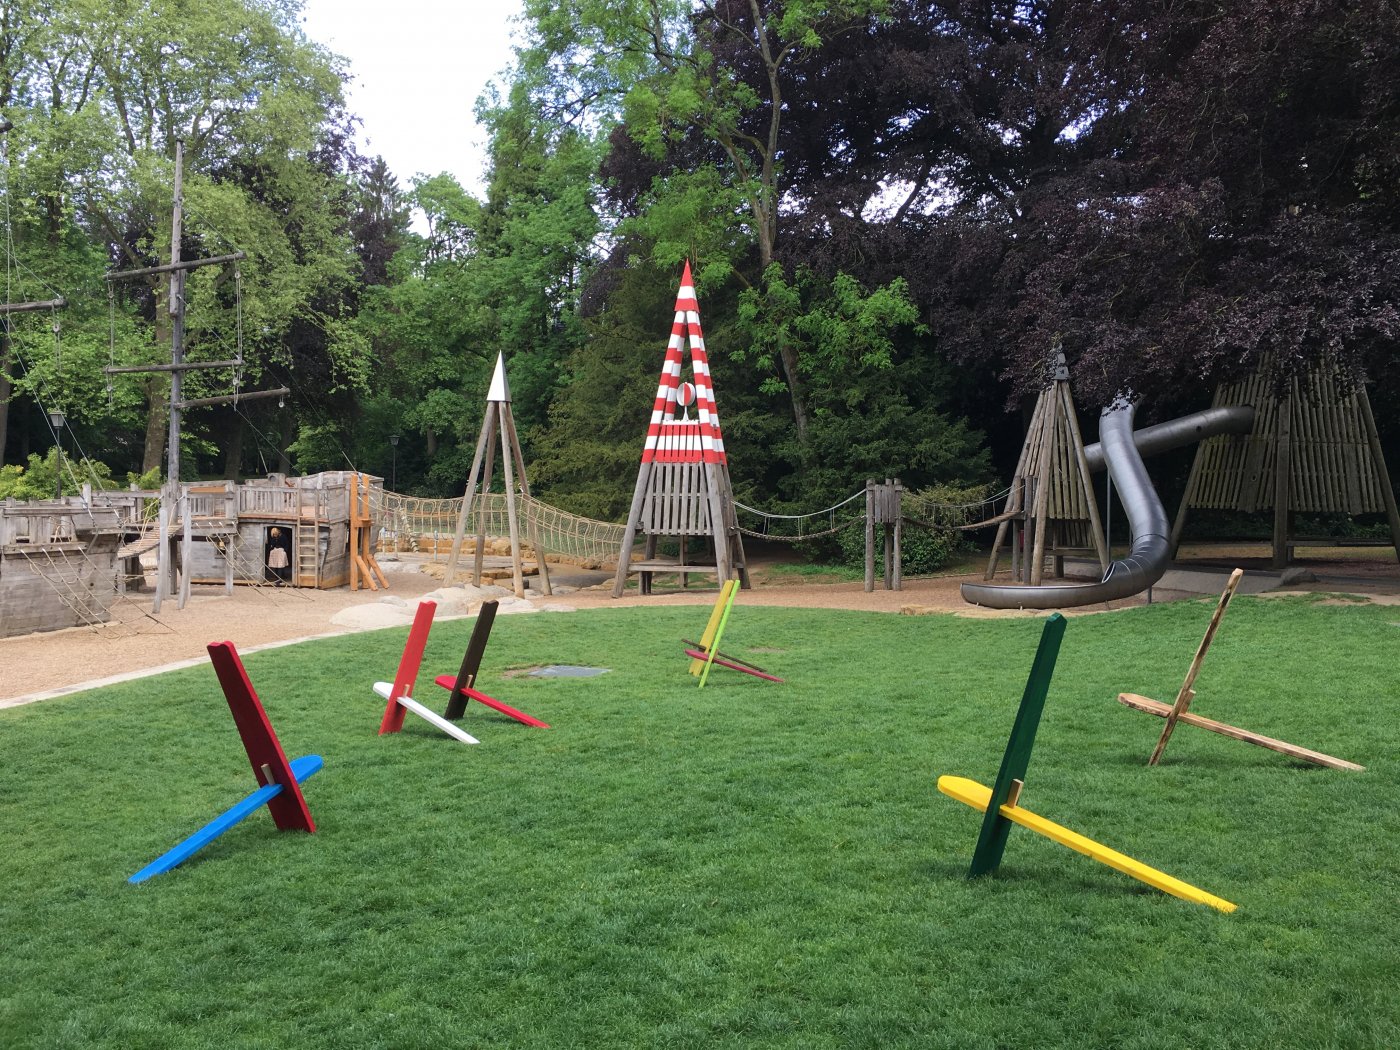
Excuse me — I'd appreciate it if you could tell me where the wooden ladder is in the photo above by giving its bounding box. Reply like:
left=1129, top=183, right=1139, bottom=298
left=294, top=525, right=319, bottom=587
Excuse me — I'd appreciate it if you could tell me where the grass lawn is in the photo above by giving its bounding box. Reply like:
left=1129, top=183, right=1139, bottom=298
left=1, top=596, right=1397, bottom=1048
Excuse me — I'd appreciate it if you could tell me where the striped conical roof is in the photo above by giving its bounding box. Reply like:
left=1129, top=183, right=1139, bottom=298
left=641, top=261, right=727, bottom=465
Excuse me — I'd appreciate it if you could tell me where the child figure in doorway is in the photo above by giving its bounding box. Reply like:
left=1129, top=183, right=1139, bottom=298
left=268, top=527, right=291, bottom=586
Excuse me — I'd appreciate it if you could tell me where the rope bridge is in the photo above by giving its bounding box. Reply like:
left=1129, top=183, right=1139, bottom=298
left=372, top=491, right=628, bottom=564
left=371, top=485, right=1005, bottom=563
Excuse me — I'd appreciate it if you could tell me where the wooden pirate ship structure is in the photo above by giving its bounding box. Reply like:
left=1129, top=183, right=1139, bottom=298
left=1169, top=367, right=1400, bottom=568
left=442, top=352, right=553, bottom=598
left=612, top=263, right=748, bottom=596
left=157, top=471, right=386, bottom=605
left=980, top=349, right=1109, bottom=585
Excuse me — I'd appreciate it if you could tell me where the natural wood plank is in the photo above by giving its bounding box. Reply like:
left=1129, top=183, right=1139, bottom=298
left=1120, top=693, right=1364, bottom=771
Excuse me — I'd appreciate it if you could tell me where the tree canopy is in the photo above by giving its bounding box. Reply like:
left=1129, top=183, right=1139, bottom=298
left=2, top=0, right=1396, bottom=519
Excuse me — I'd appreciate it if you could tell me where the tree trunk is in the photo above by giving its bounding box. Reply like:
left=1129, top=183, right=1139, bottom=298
left=222, top=413, right=245, bottom=479
left=141, top=375, right=169, bottom=475
left=0, top=335, right=10, bottom=466
left=277, top=409, right=294, bottom=474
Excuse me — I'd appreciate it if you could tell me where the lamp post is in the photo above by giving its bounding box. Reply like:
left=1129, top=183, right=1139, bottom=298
left=48, top=408, right=65, bottom=499
left=389, top=434, right=399, bottom=491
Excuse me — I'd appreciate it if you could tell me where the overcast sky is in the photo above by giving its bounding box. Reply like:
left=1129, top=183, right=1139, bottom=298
left=298, top=0, right=526, bottom=197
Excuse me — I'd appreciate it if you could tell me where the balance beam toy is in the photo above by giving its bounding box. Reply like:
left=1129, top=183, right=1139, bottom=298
left=129, top=641, right=320, bottom=883
left=939, top=614, right=1235, bottom=911
left=431, top=599, right=549, bottom=728
left=685, top=581, right=780, bottom=686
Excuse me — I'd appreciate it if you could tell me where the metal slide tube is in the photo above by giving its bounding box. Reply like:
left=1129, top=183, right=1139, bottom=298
left=1081, top=406, right=1254, bottom=473
left=961, top=401, right=1171, bottom=609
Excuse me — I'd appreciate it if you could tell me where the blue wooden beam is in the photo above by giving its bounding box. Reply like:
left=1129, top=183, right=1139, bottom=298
left=129, top=754, right=322, bottom=884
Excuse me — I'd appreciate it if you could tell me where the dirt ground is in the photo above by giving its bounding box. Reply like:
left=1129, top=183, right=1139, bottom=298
left=3, top=541, right=1396, bottom=708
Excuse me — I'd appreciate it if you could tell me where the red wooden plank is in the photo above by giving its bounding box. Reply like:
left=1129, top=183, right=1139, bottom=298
left=205, top=641, right=316, bottom=833
left=378, top=601, right=437, bottom=735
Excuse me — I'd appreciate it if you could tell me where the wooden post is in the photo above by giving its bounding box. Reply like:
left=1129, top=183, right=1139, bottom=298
left=882, top=478, right=894, bottom=590
left=497, top=401, right=525, bottom=598
left=1272, top=385, right=1293, bottom=569
left=864, top=479, right=876, bottom=592
left=503, top=402, right=551, bottom=595
left=892, top=477, right=903, bottom=590
left=473, top=403, right=499, bottom=587
left=444, top=409, right=494, bottom=585
left=1028, top=387, right=1057, bottom=586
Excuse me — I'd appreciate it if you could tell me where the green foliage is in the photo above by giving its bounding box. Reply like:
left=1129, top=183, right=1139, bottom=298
left=825, top=482, right=991, bottom=575
left=0, top=448, right=141, bottom=500
left=2, top=600, right=1398, bottom=1046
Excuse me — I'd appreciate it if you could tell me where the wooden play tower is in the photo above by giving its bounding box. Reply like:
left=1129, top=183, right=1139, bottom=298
left=1170, top=366, right=1400, bottom=567
left=444, top=353, right=552, bottom=598
left=612, top=262, right=748, bottom=596
left=981, top=349, right=1109, bottom=585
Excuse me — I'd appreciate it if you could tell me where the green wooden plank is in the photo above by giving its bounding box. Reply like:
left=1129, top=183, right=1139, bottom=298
left=968, top=612, right=1067, bottom=878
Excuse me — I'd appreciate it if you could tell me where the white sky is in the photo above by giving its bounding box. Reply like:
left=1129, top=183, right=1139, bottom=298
left=298, top=0, right=525, bottom=198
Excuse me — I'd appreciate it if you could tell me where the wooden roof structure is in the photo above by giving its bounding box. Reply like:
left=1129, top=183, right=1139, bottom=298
left=982, top=350, right=1109, bottom=585
left=1169, top=367, right=1400, bottom=567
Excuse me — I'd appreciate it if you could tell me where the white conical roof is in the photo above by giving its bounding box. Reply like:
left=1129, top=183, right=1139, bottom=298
left=486, top=352, right=512, bottom=402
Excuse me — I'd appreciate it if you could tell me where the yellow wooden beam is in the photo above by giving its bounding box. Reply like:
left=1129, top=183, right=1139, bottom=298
left=938, top=775, right=1236, bottom=913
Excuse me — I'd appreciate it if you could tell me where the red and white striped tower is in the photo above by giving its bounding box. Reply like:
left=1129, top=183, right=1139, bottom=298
left=613, top=262, right=748, bottom=596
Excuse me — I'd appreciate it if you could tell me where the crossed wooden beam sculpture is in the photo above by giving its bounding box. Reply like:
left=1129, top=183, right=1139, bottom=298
left=938, top=614, right=1236, bottom=912
left=130, top=642, right=321, bottom=883
left=1116, top=569, right=1363, bottom=772
left=374, top=600, right=549, bottom=747
left=683, top=579, right=784, bottom=686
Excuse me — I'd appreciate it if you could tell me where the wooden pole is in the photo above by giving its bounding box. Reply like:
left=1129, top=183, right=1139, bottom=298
left=892, top=477, right=903, bottom=590
left=497, top=402, right=525, bottom=598
left=1355, top=385, right=1400, bottom=564
left=1272, top=384, right=1294, bottom=569
left=473, top=404, right=499, bottom=587
left=1060, top=383, right=1110, bottom=573
left=503, top=402, right=551, bottom=595
left=864, top=479, right=875, bottom=592
left=611, top=460, right=653, bottom=597
left=445, top=410, right=494, bottom=584
left=1029, top=387, right=1058, bottom=586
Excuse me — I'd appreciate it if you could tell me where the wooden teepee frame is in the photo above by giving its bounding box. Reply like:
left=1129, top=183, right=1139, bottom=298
left=983, top=349, right=1109, bottom=585
left=444, top=353, right=552, bottom=598
left=612, top=262, right=748, bottom=597
left=1169, top=366, right=1400, bottom=568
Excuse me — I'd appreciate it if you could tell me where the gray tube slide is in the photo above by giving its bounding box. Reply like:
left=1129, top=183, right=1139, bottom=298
left=1081, top=406, right=1254, bottom=474
left=961, top=400, right=1170, bottom=610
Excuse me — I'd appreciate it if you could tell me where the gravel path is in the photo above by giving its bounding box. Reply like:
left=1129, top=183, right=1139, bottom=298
left=4, top=546, right=1392, bottom=707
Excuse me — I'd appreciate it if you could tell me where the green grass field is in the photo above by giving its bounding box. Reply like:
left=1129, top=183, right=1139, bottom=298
left=2, top=597, right=1397, bottom=1048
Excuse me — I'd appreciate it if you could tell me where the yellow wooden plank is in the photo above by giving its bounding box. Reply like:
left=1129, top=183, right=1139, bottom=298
left=937, top=775, right=1237, bottom=913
